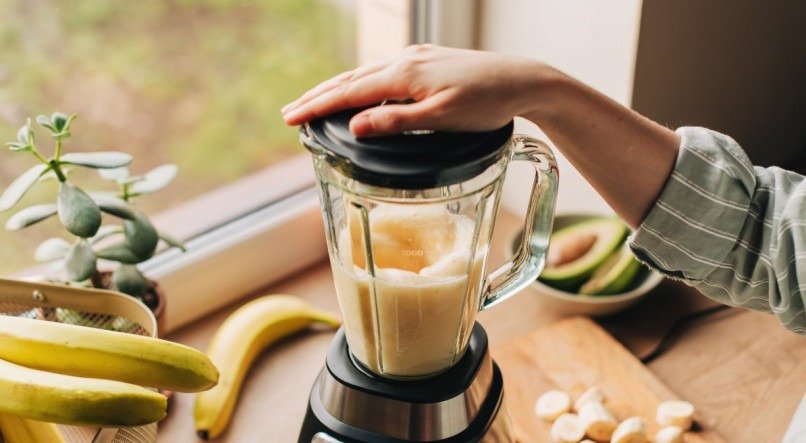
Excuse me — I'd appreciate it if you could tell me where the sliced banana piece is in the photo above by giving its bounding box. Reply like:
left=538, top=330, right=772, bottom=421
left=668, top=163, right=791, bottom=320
left=610, top=416, right=647, bottom=443
left=574, top=386, right=606, bottom=412
left=536, top=390, right=572, bottom=421
left=581, top=440, right=596, bottom=443
left=551, top=413, right=586, bottom=443
left=656, top=400, right=694, bottom=430
left=578, top=401, right=617, bottom=441
left=654, top=426, right=684, bottom=443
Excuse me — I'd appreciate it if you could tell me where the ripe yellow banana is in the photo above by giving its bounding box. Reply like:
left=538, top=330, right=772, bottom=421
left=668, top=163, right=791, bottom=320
left=0, top=315, right=219, bottom=392
left=0, top=357, right=166, bottom=427
left=0, top=412, right=65, bottom=443
left=193, top=295, right=340, bottom=440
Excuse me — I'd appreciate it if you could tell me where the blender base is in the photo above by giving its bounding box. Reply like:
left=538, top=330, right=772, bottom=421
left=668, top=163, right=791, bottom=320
left=298, top=324, right=514, bottom=443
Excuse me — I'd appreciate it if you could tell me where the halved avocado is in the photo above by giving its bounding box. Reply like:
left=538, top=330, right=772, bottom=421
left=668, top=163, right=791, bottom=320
left=539, top=218, right=627, bottom=290
left=579, top=242, right=642, bottom=295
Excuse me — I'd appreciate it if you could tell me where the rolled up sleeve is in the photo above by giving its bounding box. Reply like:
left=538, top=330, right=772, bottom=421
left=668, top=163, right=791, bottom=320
left=629, top=127, right=806, bottom=334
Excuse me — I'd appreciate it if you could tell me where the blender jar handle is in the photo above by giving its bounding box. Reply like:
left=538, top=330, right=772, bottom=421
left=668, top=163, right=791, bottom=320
left=480, top=135, right=559, bottom=310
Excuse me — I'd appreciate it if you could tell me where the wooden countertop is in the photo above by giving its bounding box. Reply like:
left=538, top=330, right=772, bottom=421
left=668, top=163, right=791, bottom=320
left=159, top=212, right=806, bottom=442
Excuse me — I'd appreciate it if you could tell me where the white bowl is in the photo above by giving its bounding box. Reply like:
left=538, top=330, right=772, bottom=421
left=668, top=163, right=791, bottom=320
left=507, top=213, right=664, bottom=317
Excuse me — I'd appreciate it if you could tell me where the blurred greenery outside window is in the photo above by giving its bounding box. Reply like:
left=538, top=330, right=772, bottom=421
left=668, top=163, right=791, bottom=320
left=0, top=0, right=357, bottom=275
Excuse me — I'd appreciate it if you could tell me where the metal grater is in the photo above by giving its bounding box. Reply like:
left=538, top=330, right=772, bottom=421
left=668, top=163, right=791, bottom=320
left=0, top=277, right=159, bottom=443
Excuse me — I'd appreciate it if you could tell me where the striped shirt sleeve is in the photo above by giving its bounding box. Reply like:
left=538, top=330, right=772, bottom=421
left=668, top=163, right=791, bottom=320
left=629, top=127, right=806, bottom=334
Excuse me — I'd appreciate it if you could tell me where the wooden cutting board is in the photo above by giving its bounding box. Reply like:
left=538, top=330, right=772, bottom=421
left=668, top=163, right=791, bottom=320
left=492, top=317, right=724, bottom=442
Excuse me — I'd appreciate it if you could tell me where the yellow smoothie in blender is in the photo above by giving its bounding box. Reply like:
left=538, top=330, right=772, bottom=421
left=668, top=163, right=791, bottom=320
left=332, top=204, right=486, bottom=378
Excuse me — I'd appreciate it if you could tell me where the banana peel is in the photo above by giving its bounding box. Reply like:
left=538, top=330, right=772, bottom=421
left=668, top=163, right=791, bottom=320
left=0, top=315, right=218, bottom=393
left=0, top=412, right=66, bottom=443
left=194, top=295, right=340, bottom=440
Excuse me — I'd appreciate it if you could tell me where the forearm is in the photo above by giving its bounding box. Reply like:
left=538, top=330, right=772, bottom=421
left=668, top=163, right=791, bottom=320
left=627, top=127, right=806, bottom=333
left=521, top=68, right=680, bottom=228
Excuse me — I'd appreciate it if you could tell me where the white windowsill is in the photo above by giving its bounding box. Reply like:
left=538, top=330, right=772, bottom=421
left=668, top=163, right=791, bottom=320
left=142, top=188, right=326, bottom=333
left=138, top=154, right=327, bottom=333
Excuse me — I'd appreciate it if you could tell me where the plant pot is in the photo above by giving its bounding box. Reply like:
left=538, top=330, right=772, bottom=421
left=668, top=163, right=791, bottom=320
left=94, top=271, right=167, bottom=337
left=26, top=271, right=167, bottom=336
left=142, top=277, right=166, bottom=337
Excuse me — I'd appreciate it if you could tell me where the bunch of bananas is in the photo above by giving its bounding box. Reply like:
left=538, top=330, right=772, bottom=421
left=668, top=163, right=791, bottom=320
left=194, top=295, right=341, bottom=440
left=0, top=294, right=340, bottom=442
left=0, top=314, right=219, bottom=442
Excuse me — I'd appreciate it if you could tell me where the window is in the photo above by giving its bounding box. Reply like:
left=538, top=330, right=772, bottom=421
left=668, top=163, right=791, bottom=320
left=0, top=0, right=452, bottom=332
left=0, top=0, right=357, bottom=276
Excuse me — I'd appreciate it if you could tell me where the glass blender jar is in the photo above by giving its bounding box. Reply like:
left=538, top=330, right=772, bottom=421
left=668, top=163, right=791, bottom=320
left=301, top=107, right=558, bottom=380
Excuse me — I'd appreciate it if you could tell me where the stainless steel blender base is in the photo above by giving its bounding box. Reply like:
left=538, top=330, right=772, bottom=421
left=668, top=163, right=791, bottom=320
left=299, top=324, right=513, bottom=442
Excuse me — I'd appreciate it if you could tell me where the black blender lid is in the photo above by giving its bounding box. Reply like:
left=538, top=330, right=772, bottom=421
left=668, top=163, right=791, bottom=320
left=303, top=106, right=514, bottom=189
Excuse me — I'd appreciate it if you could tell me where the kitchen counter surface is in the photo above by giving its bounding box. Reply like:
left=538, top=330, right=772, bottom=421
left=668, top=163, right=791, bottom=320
left=160, top=212, right=806, bottom=442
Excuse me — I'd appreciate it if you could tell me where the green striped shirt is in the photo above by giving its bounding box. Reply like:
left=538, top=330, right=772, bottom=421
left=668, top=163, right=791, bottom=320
left=630, top=127, right=805, bottom=334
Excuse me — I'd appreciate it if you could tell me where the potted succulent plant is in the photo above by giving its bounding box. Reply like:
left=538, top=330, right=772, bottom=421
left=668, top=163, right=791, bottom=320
left=1, top=113, right=184, bottom=329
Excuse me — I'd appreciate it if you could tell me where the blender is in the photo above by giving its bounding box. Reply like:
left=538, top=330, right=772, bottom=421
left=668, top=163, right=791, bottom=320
left=298, top=107, right=558, bottom=442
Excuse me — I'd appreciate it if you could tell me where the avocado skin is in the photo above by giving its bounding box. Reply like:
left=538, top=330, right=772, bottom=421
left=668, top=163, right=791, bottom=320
left=579, top=251, right=642, bottom=295
left=538, top=218, right=628, bottom=290
left=540, top=275, right=587, bottom=292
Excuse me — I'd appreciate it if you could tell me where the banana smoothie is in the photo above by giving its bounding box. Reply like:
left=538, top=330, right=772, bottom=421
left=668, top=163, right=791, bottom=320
left=332, top=204, right=486, bottom=378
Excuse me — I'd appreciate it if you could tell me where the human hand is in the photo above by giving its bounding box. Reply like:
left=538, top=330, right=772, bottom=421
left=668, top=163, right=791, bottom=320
left=282, top=44, right=560, bottom=136
left=283, top=44, right=681, bottom=229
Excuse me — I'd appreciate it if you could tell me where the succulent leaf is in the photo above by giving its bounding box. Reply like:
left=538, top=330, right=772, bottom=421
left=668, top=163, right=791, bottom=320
left=51, top=113, right=69, bottom=132
left=63, top=114, right=77, bottom=131
left=112, top=264, right=148, bottom=297
left=34, top=237, right=71, bottom=262
left=5, top=204, right=58, bottom=231
left=90, top=225, right=123, bottom=244
left=98, top=167, right=130, bottom=181
left=36, top=115, right=55, bottom=131
left=16, top=119, right=33, bottom=146
left=16, top=126, right=27, bottom=144
left=57, top=182, right=102, bottom=237
left=124, top=212, right=159, bottom=259
left=159, top=233, right=187, bottom=251
left=64, top=239, right=97, bottom=281
left=60, top=151, right=132, bottom=169
left=119, top=175, right=144, bottom=185
left=90, top=193, right=136, bottom=220
left=129, top=164, right=177, bottom=196
left=95, top=242, right=142, bottom=264
left=6, top=142, right=28, bottom=152
left=0, top=164, right=49, bottom=212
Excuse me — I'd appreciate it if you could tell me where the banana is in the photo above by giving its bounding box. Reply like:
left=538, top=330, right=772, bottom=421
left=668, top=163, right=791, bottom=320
left=0, top=412, right=65, bottom=443
left=535, top=390, right=572, bottom=422
left=573, top=386, right=605, bottom=412
left=194, top=295, right=340, bottom=440
left=0, top=315, right=219, bottom=392
left=550, top=413, right=585, bottom=443
left=610, top=417, right=647, bottom=443
left=578, top=401, right=616, bottom=441
left=0, top=357, right=166, bottom=427
left=654, top=426, right=684, bottom=443
left=656, top=400, right=694, bottom=430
